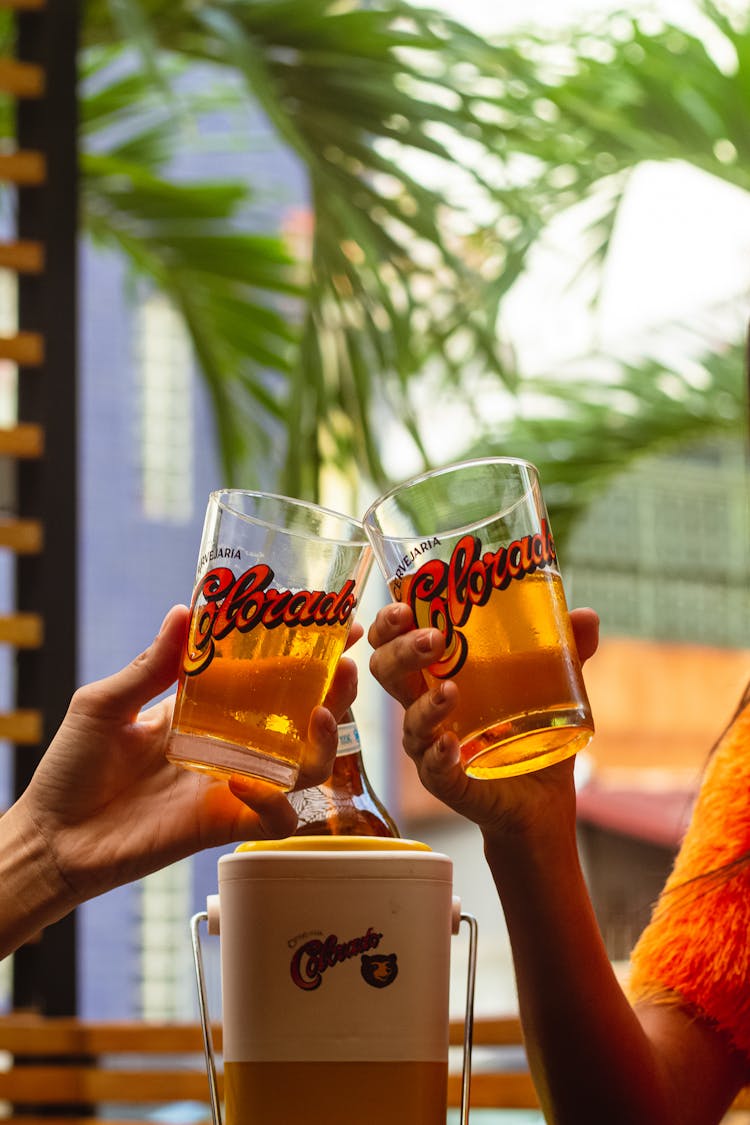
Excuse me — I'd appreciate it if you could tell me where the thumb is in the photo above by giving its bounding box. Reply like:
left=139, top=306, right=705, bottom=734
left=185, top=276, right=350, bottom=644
left=77, top=605, right=189, bottom=723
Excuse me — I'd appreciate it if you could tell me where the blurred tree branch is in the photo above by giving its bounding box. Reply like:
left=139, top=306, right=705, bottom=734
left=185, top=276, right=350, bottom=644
left=4, top=1, right=745, bottom=528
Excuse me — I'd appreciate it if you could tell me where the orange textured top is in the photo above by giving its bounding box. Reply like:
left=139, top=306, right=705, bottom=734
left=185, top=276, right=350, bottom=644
left=629, top=702, right=750, bottom=1063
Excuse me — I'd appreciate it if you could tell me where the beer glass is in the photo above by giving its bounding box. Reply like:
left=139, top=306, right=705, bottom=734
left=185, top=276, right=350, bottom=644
left=167, top=490, right=372, bottom=791
left=363, top=457, right=594, bottom=779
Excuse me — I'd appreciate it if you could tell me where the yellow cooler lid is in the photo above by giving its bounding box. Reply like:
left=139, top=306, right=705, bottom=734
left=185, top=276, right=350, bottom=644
left=236, top=836, right=431, bottom=854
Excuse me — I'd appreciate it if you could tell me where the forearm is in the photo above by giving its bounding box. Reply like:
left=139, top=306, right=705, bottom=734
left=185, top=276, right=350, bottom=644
left=0, top=797, right=76, bottom=960
left=484, top=822, right=676, bottom=1125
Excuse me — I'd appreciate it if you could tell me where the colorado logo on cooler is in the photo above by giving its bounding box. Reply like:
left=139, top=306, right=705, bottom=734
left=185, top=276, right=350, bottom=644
left=289, top=927, right=398, bottom=991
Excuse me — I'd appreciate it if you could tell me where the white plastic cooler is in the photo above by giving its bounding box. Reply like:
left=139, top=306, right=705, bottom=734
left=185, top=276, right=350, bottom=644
left=191, top=836, right=477, bottom=1125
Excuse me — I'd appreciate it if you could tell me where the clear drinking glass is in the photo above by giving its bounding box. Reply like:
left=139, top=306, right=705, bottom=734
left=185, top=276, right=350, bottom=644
left=167, top=490, right=372, bottom=790
left=364, top=457, right=594, bottom=779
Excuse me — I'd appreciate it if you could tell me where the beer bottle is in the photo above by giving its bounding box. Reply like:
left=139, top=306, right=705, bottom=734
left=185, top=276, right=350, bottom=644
left=290, top=708, right=400, bottom=837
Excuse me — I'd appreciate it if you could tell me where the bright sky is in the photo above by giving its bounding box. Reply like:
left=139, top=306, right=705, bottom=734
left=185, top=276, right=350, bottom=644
left=423, top=0, right=714, bottom=34
left=373, top=0, right=750, bottom=476
left=438, top=0, right=750, bottom=353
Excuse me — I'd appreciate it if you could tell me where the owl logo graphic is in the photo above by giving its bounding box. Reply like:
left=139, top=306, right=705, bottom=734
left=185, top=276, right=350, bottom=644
left=360, top=952, right=398, bottom=989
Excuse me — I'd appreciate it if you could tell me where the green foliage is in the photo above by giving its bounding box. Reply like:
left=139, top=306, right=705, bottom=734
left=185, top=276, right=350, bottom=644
left=80, top=47, right=299, bottom=482
left=458, top=1, right=750, bottom=540
left=81, top=0, right=537, bottom=493
left=63, top=2, right=750, bottom=513
left=463, top=336, right=747, bottom=544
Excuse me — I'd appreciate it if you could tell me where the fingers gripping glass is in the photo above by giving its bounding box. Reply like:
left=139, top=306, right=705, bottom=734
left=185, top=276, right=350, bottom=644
left=364, top=458, right=594, bottom=779
left=167, top=490, right=372, bottom=791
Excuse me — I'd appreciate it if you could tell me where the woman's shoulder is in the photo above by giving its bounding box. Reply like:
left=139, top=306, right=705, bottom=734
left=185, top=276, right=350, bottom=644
left=628, top=692, right=750, bottom=1064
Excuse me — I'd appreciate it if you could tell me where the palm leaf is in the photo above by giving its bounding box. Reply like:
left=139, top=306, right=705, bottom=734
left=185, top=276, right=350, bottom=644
left=462, top=329, right=747, bottom=547
left=81, top=48, right=301, bottom=485
left=82, top=0, right=554, bottom=493
left=79, top=0, right=750, bottom=506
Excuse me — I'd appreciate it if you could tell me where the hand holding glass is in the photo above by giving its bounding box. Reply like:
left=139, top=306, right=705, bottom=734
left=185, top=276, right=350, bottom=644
left=167, top=490, right=372, bottom=791
left=364, top=458, right=594, bottom=779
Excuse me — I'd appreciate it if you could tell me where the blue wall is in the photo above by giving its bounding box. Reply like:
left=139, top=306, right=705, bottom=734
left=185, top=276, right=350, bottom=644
left=76, top=92, right=309, bottom=1016
left=77, top=241, right=224, bottom=1017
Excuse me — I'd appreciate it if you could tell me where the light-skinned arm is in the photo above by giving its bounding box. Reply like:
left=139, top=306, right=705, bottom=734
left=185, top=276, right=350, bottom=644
left=368, top=603, right=747, bottom=1125
left=0, top=603, right=359, bottom=959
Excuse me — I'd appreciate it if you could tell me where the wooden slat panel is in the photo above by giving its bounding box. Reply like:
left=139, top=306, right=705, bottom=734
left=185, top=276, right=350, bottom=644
left=0, top=517, right=43, bottom=552
left=0, top=1018, right=222, bottom=1054
left=0, top=330, right=44, bottom=364
left=0, top=611, right=42, bottom=646
left=9, top=0, right=79, bottom=1013
left=449, top=1015, right=523, bottom=1046
left=0, top=1066, right=219, bottom=1104
left=0, top=1120, right=207, bottom=1125
left=0, top=422, right=43, bottom=456
left=0, top=1016, right=747, bottom=1117
left=0, top=1120, right=209, bottom=1125
left=0, top=238, right=44, bottom=273
left=450, top=1073, right=750, bottom=1113
left=448, top=1015, right=535, bottom=1109
left=0, top=708, right=42, bottom=743
left=0, top=1017, right=746, bottom=1120
left=0, top=150, right=46, bottom=184
left=448, top=1069, right=539, bottom=1109
left=0, top=59, right=45, bottom=98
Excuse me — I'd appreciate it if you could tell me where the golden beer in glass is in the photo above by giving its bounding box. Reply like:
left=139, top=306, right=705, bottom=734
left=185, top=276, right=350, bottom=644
left=167, top=491, right=372, bottom=790
left=364, top=457, right=593, bottom=778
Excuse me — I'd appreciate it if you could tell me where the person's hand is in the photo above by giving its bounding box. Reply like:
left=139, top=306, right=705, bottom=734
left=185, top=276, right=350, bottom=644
left=368, top=603, right=599, bottom=841
left=11, top=604, right=359, bottom=911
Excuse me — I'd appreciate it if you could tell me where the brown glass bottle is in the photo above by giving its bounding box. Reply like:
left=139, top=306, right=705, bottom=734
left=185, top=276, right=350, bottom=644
left=290, top=708, right=399, bottom=837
